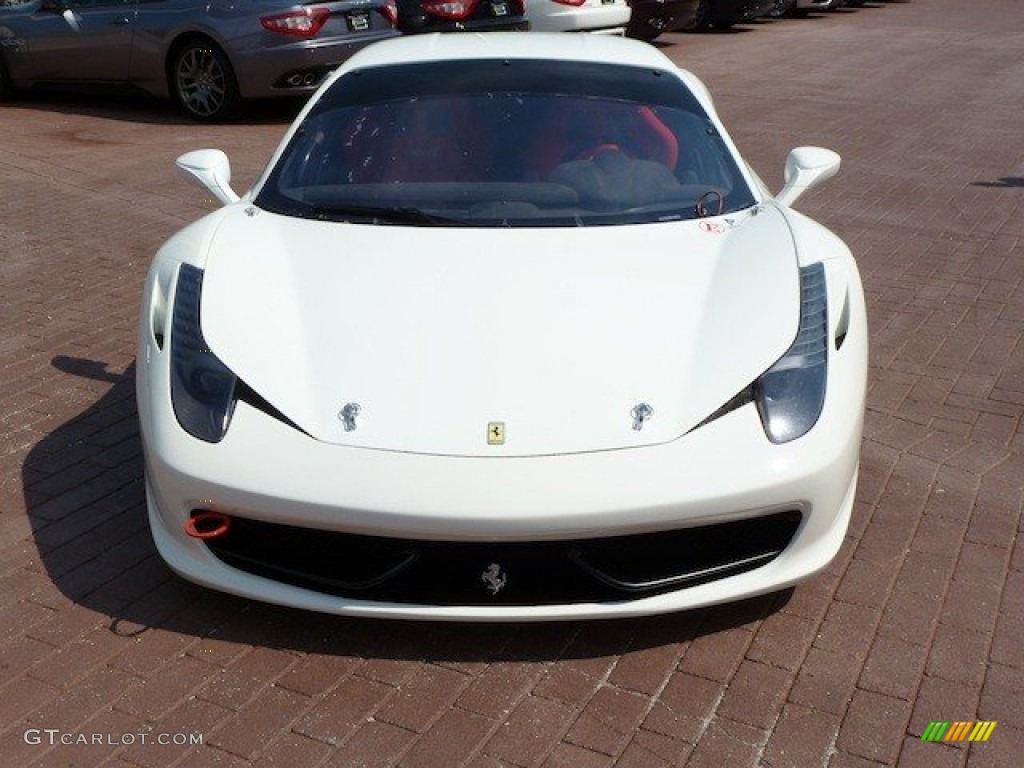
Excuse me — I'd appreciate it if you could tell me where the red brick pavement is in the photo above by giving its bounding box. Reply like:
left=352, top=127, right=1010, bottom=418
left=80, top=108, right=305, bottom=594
left=1, top=1, right=1022, bottom=766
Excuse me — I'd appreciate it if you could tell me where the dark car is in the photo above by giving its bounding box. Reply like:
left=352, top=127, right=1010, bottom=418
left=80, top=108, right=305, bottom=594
left=0, top=0, right=399, bottom=120
left=626, top=0, right=699, bottom=41
left=396, top=0, right=527, bottom=33
left=770, top=0, right=847, bottom=15
left=690, top=0, right=774, bottom=28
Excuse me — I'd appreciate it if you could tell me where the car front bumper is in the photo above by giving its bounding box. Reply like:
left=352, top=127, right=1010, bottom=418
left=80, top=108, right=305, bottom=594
left=138, top=290, right=866, bottom=620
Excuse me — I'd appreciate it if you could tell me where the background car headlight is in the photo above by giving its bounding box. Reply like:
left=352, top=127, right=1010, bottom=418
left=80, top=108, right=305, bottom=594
left=170, top=264, right=238, bottom=442
left=755, top=262, right=827, bottom=444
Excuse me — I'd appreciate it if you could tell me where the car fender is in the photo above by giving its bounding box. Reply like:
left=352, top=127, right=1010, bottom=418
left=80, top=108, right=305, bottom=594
left=130, top=15, right=240, bottom=98
left=772, top=203, right=867, bottom=368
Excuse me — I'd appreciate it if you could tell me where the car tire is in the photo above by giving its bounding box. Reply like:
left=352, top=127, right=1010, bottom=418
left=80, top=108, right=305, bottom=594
left=686, top=0, right=709, bottom=29
left=0, top=54, right=13, bottom=100
left=708, top=0, right=736, bottom=29
left=170, top=40, right=240, bottom=122
left=688, top=0, right=733, bottom=30
left=625, top=20, right=663, bottom=42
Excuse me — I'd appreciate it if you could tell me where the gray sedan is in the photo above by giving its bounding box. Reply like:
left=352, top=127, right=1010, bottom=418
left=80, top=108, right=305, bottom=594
left=0, top=0, right=399, bottom=120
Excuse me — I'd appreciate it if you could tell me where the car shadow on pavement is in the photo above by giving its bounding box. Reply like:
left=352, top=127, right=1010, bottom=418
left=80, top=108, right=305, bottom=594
left=23, top=356, right=794, bottom=664
left=5, top=89, right=301, bottom=127
left=972, top=176, right=1024, bottom=188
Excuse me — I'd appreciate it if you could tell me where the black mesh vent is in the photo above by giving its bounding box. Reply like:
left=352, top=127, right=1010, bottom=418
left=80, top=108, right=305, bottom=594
left=201, top=510, right=802, bottom=606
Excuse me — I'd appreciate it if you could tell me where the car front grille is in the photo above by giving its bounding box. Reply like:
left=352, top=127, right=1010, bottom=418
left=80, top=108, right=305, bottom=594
left=200, top=510, right=802, bottom=606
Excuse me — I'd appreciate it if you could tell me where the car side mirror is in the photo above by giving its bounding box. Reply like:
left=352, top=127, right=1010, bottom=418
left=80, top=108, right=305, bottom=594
left=776, top=147, right=840, bottom=207
left=175, top=149, right=241, bottom=206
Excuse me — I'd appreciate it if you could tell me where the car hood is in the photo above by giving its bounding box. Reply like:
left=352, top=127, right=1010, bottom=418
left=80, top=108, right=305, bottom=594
left=200, top=206, right=799, bottom=456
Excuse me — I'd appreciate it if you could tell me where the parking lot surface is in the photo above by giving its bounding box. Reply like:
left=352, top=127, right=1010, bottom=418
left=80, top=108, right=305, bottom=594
left=1, top=0, right=1022, bottom=766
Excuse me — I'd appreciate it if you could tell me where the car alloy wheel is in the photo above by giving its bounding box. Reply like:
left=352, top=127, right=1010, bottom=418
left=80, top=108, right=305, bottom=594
left=173, top=42, right=239, bottom=121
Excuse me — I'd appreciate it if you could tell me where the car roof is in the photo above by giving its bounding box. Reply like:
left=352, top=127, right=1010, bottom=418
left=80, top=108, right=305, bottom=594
left=334, top=31, right=681, bottom=77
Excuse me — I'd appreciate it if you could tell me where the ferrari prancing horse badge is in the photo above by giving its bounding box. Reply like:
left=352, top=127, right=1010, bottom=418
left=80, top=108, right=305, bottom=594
left=487, top=422, right=505, bottom=445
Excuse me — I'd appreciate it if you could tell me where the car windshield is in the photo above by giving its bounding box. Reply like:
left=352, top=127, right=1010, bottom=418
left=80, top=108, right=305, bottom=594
left=256, top=59, right=757, bottom=227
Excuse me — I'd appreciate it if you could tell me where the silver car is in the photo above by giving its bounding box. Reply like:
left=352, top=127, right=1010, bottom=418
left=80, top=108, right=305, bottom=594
left=0, top=0, right=399, bottom=120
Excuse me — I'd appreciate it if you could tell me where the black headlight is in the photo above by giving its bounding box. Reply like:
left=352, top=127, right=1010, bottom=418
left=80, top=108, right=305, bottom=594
left=754, top=262, right=828, bottom=443
left=170, top=264, right=238, bottom=442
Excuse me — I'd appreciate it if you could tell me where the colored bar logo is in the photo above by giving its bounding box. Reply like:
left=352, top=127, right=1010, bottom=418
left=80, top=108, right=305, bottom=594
left=921, top=721, right=997, bottom=742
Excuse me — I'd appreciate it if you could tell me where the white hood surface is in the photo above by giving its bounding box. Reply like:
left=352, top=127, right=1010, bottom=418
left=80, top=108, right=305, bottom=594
left=200, top=206, right=799, bottom=456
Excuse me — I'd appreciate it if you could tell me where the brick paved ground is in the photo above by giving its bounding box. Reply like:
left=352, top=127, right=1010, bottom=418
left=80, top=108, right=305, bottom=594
left=1, top=1, right=1022, bottom=766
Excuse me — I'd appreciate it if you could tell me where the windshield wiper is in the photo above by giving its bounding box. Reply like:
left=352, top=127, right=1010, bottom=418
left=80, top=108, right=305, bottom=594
left=308, top=204, right=464, bottom=226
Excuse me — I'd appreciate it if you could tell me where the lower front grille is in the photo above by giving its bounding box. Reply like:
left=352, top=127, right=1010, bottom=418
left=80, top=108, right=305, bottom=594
left=201, top=510, right=802, bottom=606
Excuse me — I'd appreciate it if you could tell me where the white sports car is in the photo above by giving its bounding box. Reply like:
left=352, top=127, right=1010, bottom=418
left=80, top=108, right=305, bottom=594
left=137, top=32, right=867, bottom=621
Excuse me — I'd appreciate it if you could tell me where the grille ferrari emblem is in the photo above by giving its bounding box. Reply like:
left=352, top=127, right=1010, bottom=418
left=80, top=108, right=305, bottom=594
left=487, top=421, right=505, bottom=445
left=481, top=563, right=508, bottom=595
left=631, top=403, right=654, bottom=431
left=339, top=402, right=361, bottom=432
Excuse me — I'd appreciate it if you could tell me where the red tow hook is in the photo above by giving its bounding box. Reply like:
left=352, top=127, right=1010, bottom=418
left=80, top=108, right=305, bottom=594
left=184, top=511, right=232, bottom=540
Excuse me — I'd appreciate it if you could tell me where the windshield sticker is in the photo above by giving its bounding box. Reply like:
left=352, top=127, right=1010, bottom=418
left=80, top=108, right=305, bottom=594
left=699, top=220, right=727, bottom=234
left=699, top=208, right=758, bottom=234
